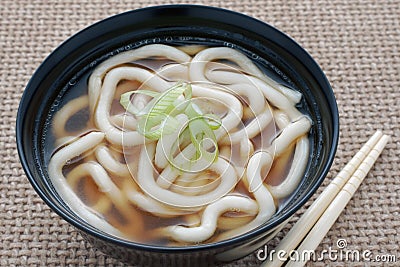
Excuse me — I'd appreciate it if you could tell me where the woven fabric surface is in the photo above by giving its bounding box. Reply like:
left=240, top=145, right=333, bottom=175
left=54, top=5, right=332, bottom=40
left=1, top=0, right=399, bottom=266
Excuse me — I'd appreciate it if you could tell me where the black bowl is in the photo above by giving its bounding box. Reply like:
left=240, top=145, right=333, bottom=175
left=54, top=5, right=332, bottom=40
left=16, top=5, right=339, bottom=267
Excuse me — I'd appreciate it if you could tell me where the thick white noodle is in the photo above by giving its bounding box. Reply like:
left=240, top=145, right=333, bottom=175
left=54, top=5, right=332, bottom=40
left=191, top=47, right=301, bottom=104
left=206, top=70, right=302, bottom=120
left=190, top=47, right=265, bottom=82
left=123, top=179, right=200, bottom=217
left=220, top=107, right=273, bottom=145
left=94, top=145, right=130, bottom=177
left=49, top=43, right=313, bottom=244
left=183, top=214, right=201, bottom=227
left=156, top=84, right=243, bottom=189
left=219, top=145, right=231, bottom=161
left=228, top=83, right=266, bottom=118
left=89, top=44, right=191, bottom=111
left=94, top=67, right=170, bottom=146
left=216, top=151, right=276, bottom=241
left=240, top=138, right=254, bottom=162
left=66, top=165, right=112, bottom=214
left=162, top=195, right=258, bottom=243
left=137, top=143, right=238, bottom=207
left=278, top=84, right=303, bottom=104
left=155, top=114, right=189, bottom=169
left=158, top=63, right=189, bottom=81
left=54, top=135, right=76, bottom=148
left=110, top=114, right=137, bottom=131
left=267, top=136, right=309, bottom=199
left=173, top=172, right=200, bottom=185
left=192, top=84, right=243, bottom=133
left=273, top=110, right=291, bottom=130
left=216, top=117, right=311, bottom=240
left=52, top=95, right=89, bottom=138
left=169, top=176, right=220, bottom=196
left=204, top=63, right=266, bottom=118
left=270, top=116, right=311, bottom=156
left=65, top=161, right=139, bottom=222
left=48, top=132, right=123, bottom=237
left=268, top=111, right=310, bottom=199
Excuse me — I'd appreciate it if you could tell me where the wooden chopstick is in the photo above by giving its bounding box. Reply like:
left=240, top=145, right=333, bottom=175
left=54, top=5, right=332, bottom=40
left=284, top=134, right=390, bottom=267
left=262, top=130, right=389, bottom=267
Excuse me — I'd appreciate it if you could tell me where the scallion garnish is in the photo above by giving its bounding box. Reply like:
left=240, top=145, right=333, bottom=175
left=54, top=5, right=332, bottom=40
left=120, top=82, right=222, bottom=168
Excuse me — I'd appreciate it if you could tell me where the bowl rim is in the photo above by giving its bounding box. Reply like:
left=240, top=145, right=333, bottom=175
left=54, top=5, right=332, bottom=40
left=16, top=4, right=339, bottom=253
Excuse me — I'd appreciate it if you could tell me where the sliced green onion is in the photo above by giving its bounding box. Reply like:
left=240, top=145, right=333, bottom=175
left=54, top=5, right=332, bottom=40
left=120, top=82, right=223, bottom=169
left=181, top=101, right=220, bottom=166
left=178, top=126, right=192, bottom=149
left=120, top=90, right=161, bottom=116
left=188, top=115, right=219, bottom=163
left=146, top=82, right=191, bottom=118
left=138, top=113, right=179, bottom=140
left=203, top=113, right=222, bottom=130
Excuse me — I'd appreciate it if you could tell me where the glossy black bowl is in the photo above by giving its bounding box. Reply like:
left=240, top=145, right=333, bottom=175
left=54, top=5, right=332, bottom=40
left=16, top=5, right=339, bottom=267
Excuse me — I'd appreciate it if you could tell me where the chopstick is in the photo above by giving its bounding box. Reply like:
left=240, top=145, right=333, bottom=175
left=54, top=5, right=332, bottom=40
left=262, top=130, right=390, bottom=267
left=285, top=133, right=390, bottom=267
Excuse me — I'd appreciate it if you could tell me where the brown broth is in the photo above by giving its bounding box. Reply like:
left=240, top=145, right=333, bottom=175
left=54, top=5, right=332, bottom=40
left=46, top=44, right=308, bottom=246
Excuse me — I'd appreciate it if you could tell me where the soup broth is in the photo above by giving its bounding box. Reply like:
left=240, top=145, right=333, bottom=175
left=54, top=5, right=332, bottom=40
left=45, top=41, right=311, bottom=246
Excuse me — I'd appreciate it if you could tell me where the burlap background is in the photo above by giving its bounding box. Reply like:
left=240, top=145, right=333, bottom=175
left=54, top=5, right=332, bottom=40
left=1, top=0, right=399, bottom=266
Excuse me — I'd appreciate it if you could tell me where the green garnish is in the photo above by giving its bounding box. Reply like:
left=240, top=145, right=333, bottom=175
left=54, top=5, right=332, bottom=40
left=120, top=82, right=222, bottom=167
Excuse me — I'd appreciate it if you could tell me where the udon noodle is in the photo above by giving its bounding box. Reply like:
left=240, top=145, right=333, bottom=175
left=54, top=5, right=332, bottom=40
left=47, top=43, right=311, bottom=245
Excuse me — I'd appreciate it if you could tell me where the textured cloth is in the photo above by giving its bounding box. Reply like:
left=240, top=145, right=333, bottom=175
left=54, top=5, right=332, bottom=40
left=1, top=0, right=399, bottom=266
